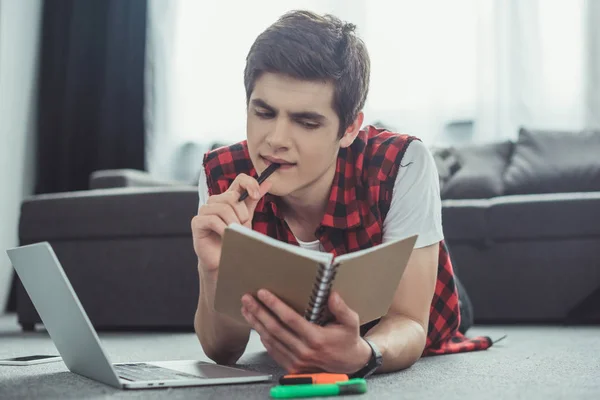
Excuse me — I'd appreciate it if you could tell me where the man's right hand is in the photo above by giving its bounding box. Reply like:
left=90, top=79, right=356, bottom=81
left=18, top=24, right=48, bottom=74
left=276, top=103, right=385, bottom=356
left=191, top=173, right=272, bottom=274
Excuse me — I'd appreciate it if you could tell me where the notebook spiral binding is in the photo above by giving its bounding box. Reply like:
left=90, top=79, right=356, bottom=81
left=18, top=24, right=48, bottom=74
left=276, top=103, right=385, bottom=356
left=304, top=262, right=339, bottom=325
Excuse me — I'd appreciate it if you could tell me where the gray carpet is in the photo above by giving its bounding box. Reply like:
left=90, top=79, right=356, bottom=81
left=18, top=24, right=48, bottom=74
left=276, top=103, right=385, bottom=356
left=1, top=314, right=599, bottom=400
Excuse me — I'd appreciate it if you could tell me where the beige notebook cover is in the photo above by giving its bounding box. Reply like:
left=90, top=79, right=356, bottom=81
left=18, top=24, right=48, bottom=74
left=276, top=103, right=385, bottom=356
left=214, top=223, right=417, bottom=326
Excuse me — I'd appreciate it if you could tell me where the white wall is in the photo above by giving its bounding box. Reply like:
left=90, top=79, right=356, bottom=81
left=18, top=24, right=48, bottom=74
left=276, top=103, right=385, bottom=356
left=0, top=0, right=42, bottom=312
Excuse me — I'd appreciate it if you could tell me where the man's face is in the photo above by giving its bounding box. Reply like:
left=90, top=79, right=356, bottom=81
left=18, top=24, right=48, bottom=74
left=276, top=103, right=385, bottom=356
left=246, top=72, right=344, bottom=197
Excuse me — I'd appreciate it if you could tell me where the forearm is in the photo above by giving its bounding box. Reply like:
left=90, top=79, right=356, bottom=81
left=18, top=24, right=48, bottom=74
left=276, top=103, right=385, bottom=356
left=364, top=314, right=427, bottom=373
left=195, top=264, right=251, bottom=365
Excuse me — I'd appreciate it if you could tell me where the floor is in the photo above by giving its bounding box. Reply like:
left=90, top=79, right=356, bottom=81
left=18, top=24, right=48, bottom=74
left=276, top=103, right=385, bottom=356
left=1, top=314, right=599, bottom=399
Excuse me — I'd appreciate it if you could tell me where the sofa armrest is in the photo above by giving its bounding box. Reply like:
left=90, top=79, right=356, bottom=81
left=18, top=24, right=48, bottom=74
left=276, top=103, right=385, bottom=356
left=19, top=187, right=199, bottom=242
left=89, top=169, right=189, bottom=189
left=442, top=198, right=491, bottom=242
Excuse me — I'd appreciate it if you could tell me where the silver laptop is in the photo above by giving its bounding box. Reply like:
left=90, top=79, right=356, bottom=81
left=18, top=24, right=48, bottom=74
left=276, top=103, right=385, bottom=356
left=6, top=242, right=272, bottom=389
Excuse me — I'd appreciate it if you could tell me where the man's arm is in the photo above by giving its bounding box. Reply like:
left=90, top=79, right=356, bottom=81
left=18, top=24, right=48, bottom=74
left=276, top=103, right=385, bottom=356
left=363, top=242, right=438, bottom=372
left=193, top=169, right=265, bottom=365
left=363, top=140, right=442, bottom=372
left=194, top=266, right=252, bottom=365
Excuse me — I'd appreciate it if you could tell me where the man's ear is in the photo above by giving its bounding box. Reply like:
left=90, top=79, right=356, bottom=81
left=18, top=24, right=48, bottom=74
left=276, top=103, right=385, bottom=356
left=340, top=112, right=364, bottom=148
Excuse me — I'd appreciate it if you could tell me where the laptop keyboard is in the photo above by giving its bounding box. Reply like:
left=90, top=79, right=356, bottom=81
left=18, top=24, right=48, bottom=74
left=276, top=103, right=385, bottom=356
left=114, top=363, right=200, bottom=382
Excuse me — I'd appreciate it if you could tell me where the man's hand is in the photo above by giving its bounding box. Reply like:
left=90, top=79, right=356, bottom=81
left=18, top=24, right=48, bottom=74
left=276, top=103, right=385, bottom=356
left=241, top=289, right=372, bottom=374
left=191, top=174, right=271, bottom=273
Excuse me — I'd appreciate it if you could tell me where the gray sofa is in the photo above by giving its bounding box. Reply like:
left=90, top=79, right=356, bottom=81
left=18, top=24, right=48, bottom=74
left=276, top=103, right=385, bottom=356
left=437, top=128, right=600, bottom=323
left=15, top=128, right=600, bottom=330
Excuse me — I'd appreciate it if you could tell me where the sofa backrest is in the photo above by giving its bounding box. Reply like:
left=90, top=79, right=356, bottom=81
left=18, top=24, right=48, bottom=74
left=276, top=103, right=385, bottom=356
left=437, top=128, right=600, bottom=199
left=503, top=128, right=600, bottom=195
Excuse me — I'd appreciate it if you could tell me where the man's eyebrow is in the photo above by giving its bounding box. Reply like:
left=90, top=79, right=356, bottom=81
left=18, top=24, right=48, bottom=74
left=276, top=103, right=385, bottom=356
left=250, top=99, right=276, bottom=112
left=288, top=111, right=326, bottom=122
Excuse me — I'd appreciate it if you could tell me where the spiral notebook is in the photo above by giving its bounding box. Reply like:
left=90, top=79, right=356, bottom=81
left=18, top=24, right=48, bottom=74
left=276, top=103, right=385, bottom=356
left=214, top=223, right=418, bottom=326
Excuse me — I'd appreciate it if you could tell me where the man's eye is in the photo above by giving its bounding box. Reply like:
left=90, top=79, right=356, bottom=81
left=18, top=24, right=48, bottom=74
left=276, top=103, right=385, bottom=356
left=298, top=121, right=319, bottom=130
left=254, top=110, right=274, bottom=119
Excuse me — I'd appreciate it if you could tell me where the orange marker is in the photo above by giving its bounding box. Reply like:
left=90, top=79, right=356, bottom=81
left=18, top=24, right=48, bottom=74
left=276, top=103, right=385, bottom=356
left=279, top=373, right=349, bottom=385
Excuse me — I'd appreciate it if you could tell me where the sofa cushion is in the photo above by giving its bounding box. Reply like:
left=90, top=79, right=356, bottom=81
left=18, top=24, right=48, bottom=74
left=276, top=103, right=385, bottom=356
left=503, top=128, right=600, bottom=195
left=487, top=192, right=600, bottom=240
left=440, top=141, right=513, bottom=199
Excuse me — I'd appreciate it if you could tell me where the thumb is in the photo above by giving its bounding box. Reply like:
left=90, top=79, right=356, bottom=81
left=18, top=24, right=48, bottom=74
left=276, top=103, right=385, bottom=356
left=328, top=291, right=359, bottom=327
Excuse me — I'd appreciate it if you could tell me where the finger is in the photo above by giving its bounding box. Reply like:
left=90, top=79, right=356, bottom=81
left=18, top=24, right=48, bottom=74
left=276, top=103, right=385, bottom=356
left=255, top=289, right=319, bottom=339
left=242, top=291, right=309, bottom=355
left=242, top=307, right=302, bottom=373
left=228, top=173, right=261, bottom=200
left=214, top=191, right=251, bottom=224
left=258, top=179, right=272, bottom=196
left=246, top=181, right=273, bottom=217
left=327, top=291, right=359, bottom=328
left=199, top=203, right=242, bottom=226
left=191, top=214, right=227, bottom=237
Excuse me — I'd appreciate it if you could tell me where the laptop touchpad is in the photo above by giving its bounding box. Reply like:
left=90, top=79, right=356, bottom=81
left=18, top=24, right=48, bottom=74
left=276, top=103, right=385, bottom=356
left=150, top=360, right=265, bottom=379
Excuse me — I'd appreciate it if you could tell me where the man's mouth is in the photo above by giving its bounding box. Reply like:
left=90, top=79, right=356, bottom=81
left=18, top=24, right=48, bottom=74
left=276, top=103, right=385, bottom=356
left=261, top=155, right=296, bottom=169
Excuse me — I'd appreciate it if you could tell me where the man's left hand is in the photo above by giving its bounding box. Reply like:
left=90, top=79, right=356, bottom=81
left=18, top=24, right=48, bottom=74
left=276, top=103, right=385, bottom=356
left=241, top=289, right=372, bottom=374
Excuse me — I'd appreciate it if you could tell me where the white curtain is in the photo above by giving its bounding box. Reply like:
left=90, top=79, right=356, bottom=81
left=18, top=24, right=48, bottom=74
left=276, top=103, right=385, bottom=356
left=473, top=0, right=598, bottom=143
left=360, top=0, right=479, bottom=144
left=146, top=0, right=599, bottom=179
left=146, top=0, right=342, bottom=179
left=0, top=0, right=42, bottom=311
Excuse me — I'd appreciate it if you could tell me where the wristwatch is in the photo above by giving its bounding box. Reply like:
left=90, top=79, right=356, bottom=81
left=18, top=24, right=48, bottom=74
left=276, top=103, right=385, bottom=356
left=350, top=338, right=383, bottom=379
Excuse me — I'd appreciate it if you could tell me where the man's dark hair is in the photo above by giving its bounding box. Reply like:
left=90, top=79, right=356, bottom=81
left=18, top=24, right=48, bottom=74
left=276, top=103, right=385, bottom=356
left=244, top=10, right=370, bottom=137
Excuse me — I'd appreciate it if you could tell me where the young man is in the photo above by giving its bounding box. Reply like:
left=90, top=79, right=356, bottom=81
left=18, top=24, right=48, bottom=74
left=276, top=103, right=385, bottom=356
left=191, top=10, right=491, bottom=376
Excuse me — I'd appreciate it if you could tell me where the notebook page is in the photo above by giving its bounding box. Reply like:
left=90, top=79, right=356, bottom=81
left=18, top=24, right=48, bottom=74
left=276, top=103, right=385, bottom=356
left=214, top=224, right=334, bottom=324
left=330, top=234, right=418, bottom=325
left=333, top=233, right=418, bottom=264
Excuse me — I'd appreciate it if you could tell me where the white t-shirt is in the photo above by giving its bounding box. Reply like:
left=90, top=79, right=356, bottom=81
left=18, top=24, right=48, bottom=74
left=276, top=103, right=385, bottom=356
left=197, top=140, right=443, bottom=251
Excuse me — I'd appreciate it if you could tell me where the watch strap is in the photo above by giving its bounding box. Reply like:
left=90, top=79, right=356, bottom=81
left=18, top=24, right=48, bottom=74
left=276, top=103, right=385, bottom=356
left=350, top=338, right=382, bottom=379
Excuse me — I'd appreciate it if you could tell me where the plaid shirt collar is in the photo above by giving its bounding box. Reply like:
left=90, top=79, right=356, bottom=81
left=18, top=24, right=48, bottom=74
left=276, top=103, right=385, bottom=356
left=257, top=145, right=362, bottom=230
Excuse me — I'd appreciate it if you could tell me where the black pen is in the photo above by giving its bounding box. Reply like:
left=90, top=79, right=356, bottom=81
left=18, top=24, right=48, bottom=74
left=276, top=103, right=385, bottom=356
left=238, top=163, right=280, bottom=202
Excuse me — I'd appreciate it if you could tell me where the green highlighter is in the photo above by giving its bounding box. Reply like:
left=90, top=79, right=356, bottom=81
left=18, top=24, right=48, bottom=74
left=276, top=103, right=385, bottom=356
left=270, top=378, right=367, bottom=398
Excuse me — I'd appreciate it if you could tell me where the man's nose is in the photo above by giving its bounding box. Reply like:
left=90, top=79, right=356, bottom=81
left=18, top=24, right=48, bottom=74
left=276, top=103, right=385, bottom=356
left=266, top=118, right=291, bottom=149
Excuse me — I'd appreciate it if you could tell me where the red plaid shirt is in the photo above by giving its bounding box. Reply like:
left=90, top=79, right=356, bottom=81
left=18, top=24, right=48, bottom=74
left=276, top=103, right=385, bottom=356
left=203, top=125, right=492, bottom=356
